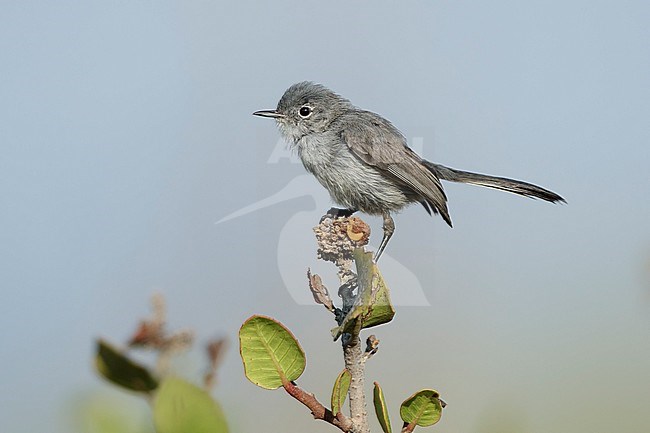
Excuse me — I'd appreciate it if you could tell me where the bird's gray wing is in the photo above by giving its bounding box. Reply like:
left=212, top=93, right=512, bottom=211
left=338, top=111, right=452, bottom=225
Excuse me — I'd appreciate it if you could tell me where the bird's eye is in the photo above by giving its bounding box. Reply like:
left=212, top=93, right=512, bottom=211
left=299, top=106, right=312, bottom=117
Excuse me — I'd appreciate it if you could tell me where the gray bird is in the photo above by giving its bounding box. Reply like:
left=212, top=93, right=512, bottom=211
left=254, top=81, right=564, bottom=260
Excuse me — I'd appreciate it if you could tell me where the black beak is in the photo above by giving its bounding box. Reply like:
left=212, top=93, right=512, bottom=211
left=253, top=110, right=285, bottom=119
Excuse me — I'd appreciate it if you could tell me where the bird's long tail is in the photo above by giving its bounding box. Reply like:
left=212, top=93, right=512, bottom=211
left=423, top=161, right=565, bottom=203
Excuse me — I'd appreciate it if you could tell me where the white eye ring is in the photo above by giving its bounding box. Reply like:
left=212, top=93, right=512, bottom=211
left=299, top=105, right=313, bottom=118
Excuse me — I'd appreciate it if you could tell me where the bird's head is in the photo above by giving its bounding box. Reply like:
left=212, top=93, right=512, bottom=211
left=253, top=81, right=352, bottom=144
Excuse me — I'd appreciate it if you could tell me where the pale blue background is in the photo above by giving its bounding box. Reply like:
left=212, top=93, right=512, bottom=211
left=2, top=1, right=649, bottom=432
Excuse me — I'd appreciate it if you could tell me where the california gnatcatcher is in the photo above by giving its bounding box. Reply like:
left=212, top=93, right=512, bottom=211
left=254, top=81, right=564, bottom=259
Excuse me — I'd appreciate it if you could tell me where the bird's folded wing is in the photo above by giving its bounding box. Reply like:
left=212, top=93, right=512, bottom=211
left=339, top=111, right=451, bottom=224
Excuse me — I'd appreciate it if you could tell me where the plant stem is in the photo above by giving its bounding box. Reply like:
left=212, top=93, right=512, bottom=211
left=283, top=381, right=353, bottom=432
left=344, top=333, right=370, bottom=433
left=313, top=214, right=373, bottom=433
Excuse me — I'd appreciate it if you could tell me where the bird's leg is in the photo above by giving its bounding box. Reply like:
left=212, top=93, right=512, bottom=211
left=374, top=212, right=395, bottom=261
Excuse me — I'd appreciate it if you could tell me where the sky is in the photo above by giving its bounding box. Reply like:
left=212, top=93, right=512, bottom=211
left=1, top=1, right=649, bottom=432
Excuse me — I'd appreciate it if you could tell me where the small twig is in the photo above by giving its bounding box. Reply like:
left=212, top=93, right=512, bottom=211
left=401, top=421, right=417, bottom=433
left=283, top=381, right=353, bottom=432
left=126, top=293, right=194, bottom=374
left=204, top=337, right=227, bottom=390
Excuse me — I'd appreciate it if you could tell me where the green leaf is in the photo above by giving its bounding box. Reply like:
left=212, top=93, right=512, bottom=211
left=332, top=249, right=395, bottom=339
left=153, top=377, right=228, bottom=433
left=239, top=315, right=306, bottom=390
left=373, top=382, right=392, bottom=433
left=94, top=339, right=158, bottom=393
left=400, top=389, right=444, bottom=427
left=72, top=392, right=155, bottom=433
left=331, top=368, right=351, bottom=415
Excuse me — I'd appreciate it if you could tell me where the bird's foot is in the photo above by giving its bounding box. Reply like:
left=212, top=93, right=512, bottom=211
left=320, top=207, right=357, bottom=223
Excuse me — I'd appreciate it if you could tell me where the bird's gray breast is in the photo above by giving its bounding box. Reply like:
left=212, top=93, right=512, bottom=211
left=297, top=133, right=412, bottom=214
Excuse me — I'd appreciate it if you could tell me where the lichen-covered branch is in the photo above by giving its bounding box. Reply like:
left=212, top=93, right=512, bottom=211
left=313, top=211, right=372, bottom=433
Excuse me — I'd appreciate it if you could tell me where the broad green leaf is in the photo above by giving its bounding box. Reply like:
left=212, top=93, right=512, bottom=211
left=153, top=377, right=228, bottom=433
left=332, top=249, right=395, bottom=339
left=373, top=382, right=392, bottom=433
left=331, top=368, right=351, bottom=415
left=400, top=389, right=443, bottom=427
left=71, top=392, right=153, bottom=433
left=95, top=339, right=158, bottom=393
left=239, top=315, right=306, bottom=389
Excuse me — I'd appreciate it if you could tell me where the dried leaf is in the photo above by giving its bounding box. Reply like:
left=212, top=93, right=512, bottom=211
left=308, top=269, right=334, bottom=311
